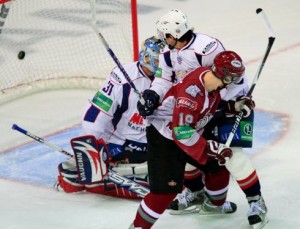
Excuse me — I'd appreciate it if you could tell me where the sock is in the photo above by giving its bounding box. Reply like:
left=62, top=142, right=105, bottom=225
left=133, top=192, right=176, bottom=229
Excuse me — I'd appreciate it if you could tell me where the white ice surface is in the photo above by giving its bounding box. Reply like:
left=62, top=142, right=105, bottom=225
left=1, top=0, right=300, bottom=228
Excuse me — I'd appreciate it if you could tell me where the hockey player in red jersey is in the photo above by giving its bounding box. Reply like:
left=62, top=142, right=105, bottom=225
left=130, top=51, right=247, bottom=229
left=54, top=36, right=164, bottom=199
left=137, top=9, right=268, bottom=229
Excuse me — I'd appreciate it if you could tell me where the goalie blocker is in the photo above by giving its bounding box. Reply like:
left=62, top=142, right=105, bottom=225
left=71, top=135, right=109, bottom=184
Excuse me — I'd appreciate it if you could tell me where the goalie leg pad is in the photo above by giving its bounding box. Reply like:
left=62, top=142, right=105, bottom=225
left=85, top=163, right=149, bottom=199
left=71, top=135, right=109, bottom=184
left=56, top=175, right=85, bottom=193
left=111, top=162, right=148, bottom=177
left=58, top=158, right=78, bottom=178
left=85, top=179, right=141, bottom=199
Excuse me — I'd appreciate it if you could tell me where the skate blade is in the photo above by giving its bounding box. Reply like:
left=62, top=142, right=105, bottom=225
left=169, top=206, right=200, bottom=215
left=252, top=216, right=269, bottom=229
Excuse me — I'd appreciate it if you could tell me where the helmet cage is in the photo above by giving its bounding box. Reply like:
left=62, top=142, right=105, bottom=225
left=139, top=37, right=164, bottom=75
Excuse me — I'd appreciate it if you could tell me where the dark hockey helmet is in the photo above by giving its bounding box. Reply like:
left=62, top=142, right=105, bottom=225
left=212, top=51, right=245, bottom=84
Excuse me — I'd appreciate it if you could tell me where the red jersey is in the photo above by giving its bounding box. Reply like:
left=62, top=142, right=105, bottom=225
left=148, top=67, right=222, bottom=164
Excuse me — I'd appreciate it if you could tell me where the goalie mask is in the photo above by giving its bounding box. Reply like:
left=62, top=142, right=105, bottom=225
left=212, top=51, right=245, bottom=85
left=139, top=36, right=164, bottom=75
left=156, top=9, right=193, bottom=42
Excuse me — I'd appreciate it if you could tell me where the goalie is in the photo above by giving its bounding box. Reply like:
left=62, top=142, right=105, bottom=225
left=54, top=36, right=164, bottom=199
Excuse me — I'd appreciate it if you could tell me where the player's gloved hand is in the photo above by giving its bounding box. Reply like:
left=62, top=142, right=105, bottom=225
left=206, top=140, right=232, bottom=165
left=226, top=96, right=255, bottom=117
left=137, top=89, right=160, bottom=117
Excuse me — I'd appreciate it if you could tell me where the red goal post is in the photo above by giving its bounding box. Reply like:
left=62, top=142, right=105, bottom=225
left=0, top=0, right=139, bottom=104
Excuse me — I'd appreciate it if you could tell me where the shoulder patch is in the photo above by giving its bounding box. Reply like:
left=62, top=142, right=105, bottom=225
left=185, top=85, right=203, bottom=97
left=155, top=67, right=162, bottom=78
left=92, top=91, right=113, bottom=112
left=202, top=41, right=217, bottom=54
left=110, top=71, right=122, bottom=83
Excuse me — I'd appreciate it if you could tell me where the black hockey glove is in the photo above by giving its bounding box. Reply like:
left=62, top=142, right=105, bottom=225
left=137, top=89, right=160, bottom=117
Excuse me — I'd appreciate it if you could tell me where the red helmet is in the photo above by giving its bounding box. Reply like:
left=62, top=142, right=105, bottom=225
left=212, top=51, right=245, bottom=84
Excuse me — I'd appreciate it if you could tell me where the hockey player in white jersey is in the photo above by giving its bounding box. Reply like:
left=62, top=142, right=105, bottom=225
left=55, top=36, right=164, bottom=199
left=137, top=9, right=267, bottom=229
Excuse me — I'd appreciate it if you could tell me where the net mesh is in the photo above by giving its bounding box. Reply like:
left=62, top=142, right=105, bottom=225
left=0, top=0, right=136, bottom=104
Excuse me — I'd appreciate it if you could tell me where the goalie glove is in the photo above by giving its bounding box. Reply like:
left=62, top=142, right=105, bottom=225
left=71, top=136, right=110, bottom=184
left=206, top=140, right=232, bottom=165
left=226, top=96, right=255, bottom=118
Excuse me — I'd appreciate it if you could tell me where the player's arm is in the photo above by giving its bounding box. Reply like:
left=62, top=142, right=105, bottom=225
left=220, top=74, right=255, bottom=118
left=150, top=50, right=174, bottom=99
left=82, top=69, right=123, bottom=139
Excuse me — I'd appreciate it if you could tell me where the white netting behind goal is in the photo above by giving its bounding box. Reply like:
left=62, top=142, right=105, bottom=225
left=0, top=0, right=138, bottom=104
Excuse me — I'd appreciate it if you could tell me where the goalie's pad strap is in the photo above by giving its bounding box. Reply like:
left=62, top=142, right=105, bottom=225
left=71, top=135, right=108, bottom=184
left=111, top=162, right=148, bottom=176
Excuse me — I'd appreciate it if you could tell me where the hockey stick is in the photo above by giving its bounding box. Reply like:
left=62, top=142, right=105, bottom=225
left=225, top=8, right=276, bottom=147
left=11, top=124, right=150, bottom=198
left=89, top=0, right=145, bottom=105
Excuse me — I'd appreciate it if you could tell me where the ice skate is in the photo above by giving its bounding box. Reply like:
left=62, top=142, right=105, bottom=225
left=169, top=188, right=205, bottom=215
left=248, top=196, right=268, bottom=229
left=199, top=198, right=237, bottom=216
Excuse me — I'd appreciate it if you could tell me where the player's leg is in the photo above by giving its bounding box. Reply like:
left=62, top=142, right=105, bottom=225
left=219, top=111, right=268, bottom=227
left=198, top=159, right=237, bottom=215
left=55, top=158, right=85, bottom=192
left=169, top=164, right=205, bottom=215
left=226, top=147, right=268, bottom=228
left=130, top=125, right=185, bottom=229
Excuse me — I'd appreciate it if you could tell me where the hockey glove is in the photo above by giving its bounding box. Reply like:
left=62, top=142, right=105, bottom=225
left=137, top=89, right=160, bottom=117
left=226, top=96, right=255, bottom=118
left=206, top=140, right=232, bottom=165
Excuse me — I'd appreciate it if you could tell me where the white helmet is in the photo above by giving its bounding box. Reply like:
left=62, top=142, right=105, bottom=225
left=156, top=9, right=192, bottom=41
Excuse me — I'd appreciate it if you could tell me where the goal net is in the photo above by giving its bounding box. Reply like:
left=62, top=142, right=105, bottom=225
left=0, top=0, right=138, bottom=104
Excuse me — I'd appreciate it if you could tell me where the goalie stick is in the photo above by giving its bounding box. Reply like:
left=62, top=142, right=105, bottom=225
left=11, top=124, right=150, bottom=198
left=225, top=8, right=276, bottom=147
left=89, top=0, right=145, bottom=106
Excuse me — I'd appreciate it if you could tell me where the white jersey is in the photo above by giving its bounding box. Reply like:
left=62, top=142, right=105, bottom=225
left=151, top=32, right=249, bottom=101
left=82, top=62, right=151, bottom=145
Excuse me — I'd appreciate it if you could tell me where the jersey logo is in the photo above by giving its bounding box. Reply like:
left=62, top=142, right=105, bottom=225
left=128, top=112, right=146, bottom=132
left=195, top=113, right=213, bottom=130
left=176, top=97, right=197, bottom=111
left=129, top=112, right=144, bottom=125
left=154, top=67, right=162, bottom=78
left=92, top=91, right=113, bottom=112
left=185, top=85, right=202, bottom=97
left=177, top=56, right=183, bottom=64
left=111, top=72, right=122, bottom=83
left=202, top=41, right=217, bottom=54
left=174, top=125, right=196, bottom=140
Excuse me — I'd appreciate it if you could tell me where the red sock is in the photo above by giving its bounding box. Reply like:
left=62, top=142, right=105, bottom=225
left=133, top=192, right=176, bottom=229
